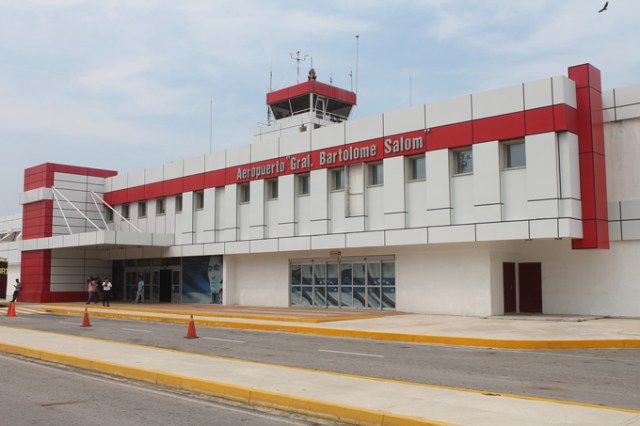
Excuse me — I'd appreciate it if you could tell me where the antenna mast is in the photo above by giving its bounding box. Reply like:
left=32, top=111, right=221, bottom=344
left=290, top=50, right=309, bottom=83
left=355, top=35, right=360, bottom=95
left=267, top=68, right=273, bottom=125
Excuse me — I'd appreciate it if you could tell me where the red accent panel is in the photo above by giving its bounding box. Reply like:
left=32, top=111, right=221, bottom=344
left=163, top=178, right=185, bottom=196
left=19, top=250, right=52, bottom=303
left=267, top=81, right=356, bottom=106
left=204, top=170, right=226, bottom=188
left=145, top=181, right=164, bottom=199
left=104, top=189, right=127, bottom=205
left=22, top=200, right=53, bottom=239
left=427, top=121, right=473, bottom=151
left=594, top=154, right=608, bottom=219
left=553, top=104, right=578, bottom=133
left=473, top=112, right=525, bottom=143
left=127, top=186, right=145, bottom=202
left=569, top=64, right=608, bottom=250
left=575, top=88, right=594, bottom=153
left=24, top=163, right=117, bottom=192
left=183, top=174, right=205, bottom=193
left=578, top=153, right=596, bottom=220
left=525, top=107, right=554, bottom=135
left=590, top=90, right=605, bottom=155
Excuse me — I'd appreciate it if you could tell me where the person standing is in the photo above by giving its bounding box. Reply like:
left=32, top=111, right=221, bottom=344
left=86, top=278, right=98, bottom=304
left=101, top=277, right=112, bottom=307
left=135, top=276, right=144, bottom=303
left=11, top=278, right=21, bottom=302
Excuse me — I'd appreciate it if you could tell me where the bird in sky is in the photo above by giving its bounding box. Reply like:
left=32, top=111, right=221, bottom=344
left=598, top=1, right=609, bottom=13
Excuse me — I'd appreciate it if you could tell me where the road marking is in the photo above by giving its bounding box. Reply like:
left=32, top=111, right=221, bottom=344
left=318, top=349, right=384, bottom=358
left=202, top=337, right=245, bottom=343
left=121, top=328, right=152, bottom=333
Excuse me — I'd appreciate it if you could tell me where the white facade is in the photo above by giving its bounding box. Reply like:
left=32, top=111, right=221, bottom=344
left=3, top=64, right=640, bottom=316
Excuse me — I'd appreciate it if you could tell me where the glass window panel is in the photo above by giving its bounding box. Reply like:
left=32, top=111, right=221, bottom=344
left=382, top=287, right=396, bottom=309
left=301, top=286, right=313, bottom=306
left=172, top=270, right=180, bottom=285
left=353, top=287, right=366, bottom=308
left=367, top=263, right=381, bottom=286
left=331, top=168, right=345, bottom=191
left=291, top=287, right=302, bottom=306
left=340, top=286, right=353, bottom=308
left=340, top=263, right=353, bottom=286
left=506, top=142, right=526, bottom=168
left=409, top=156, right=426, bottom=180
left=367, top=287, right=381, bottom=309
left=455, top=148, right=473, bottom=174
left=382, top=262, right=396, bottom=286
left=353, top=263, right=366, bottom=286
left=314, top=264, right=326, bottom=286
left=368, top=162, right=384, bottom=186
left=267, top=179, right=278, bottom=200
left=301, top=264, right=313, bottom=285
left=327, top=287, right=339, bottom=307
left=327, top=263, right=338, bottom=286
left=314, top=287, right=326, bottom=307
left=291, top=265, right=301, bottom=285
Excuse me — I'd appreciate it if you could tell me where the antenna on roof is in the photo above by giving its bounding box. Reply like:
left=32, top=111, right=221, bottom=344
left=290, top=50, right=309, bottom=83
left=355, top=35, right=360, bottom=95
left=267, top=68, right=273, bottom=125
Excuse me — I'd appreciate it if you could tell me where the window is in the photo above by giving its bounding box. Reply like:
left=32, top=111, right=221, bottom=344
left=175, top=194, right=183, bottom=212
left=331, top=167, right=345, bottom=191
left=122, top=204, right=130, bottom=219
left=238, top=183, right=250, bottom=203
left=503, top=139, right=526, bottom=169
left=297, top=174, right=310, bottom=195
left=194, top=191, right=204, bottom=210
left=266, top=179, right=278, bottom=200
left=453, top=147, right=473, bottom=175
left=105, top=206, right=113, bottom=222
left=138, top=201, right=147, bottom=218
left=368, top=162, right=384, bottom=186
left=156, top=198, right=165, bottom=215
left=407, top=155, right=426, bottom=181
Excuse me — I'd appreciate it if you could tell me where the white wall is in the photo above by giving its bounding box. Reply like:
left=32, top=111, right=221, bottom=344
left=521, top=239, right=640, bottom=316
left=228, top=252, right=290, bottom=307
left=395, top=244, right=493, bottom=316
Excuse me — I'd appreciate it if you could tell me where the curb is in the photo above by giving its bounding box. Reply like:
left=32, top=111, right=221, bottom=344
left=40, top=307, right=640, bottom=350
left=0, top=341, right=452, bottom=426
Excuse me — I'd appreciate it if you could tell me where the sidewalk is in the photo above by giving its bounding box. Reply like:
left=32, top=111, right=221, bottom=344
left=29, top=302, right=640, bottom=349
left=1, top=303, right=639, bottom=425
left=1, top=326, right=639, bottom=426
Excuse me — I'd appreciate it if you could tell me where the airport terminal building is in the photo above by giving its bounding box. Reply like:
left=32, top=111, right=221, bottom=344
left=2, top=63, right=640, bottom=317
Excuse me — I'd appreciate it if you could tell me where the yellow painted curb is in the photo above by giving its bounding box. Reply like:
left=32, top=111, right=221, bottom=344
left=41, top=304, right=383, bottom=323
left=0, top=341, right=451, bottom=426
left=37, top=307, right=640, bottom=350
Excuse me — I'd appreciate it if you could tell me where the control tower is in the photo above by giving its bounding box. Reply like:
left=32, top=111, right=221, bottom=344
left=259, top=68, right=357, bottom=139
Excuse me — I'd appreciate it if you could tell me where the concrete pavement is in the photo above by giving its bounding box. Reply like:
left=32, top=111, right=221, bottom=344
left=24, top=302, right=640, bottom=349
left=1, top=303, right=639, bottom=425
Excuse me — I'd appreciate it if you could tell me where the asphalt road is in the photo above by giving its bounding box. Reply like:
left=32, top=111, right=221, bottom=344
left=2, top=313, right=639, bottom=410
left=0, top=353, right=345, bottom=426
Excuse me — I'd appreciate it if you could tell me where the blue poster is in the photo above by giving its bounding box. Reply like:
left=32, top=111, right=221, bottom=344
left=182, top=255, right=223, bottom=304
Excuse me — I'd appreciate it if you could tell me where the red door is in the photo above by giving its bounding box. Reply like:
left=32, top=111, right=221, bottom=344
left=503, top=262, right=516, bottom=313
left=518, top=263, right=542, bottom=313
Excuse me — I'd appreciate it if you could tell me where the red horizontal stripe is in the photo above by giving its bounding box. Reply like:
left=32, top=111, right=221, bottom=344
left=104, top=104, right=575, bottom=206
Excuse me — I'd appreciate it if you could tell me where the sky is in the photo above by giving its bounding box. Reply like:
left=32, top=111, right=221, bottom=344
left=1, top=0, right=639, bottom=217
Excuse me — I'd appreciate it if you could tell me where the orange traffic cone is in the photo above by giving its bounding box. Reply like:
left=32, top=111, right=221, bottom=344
left=185, top=315, right=198, bottom=339
left=7, top=301, right=16, bottom=317
left=81, top=308, right=92, bottom=327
